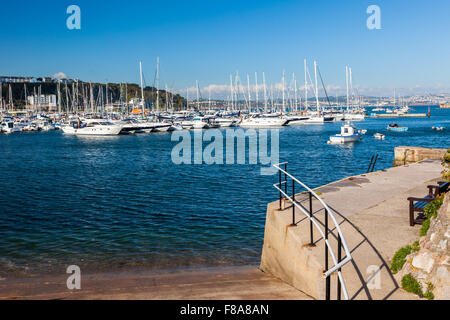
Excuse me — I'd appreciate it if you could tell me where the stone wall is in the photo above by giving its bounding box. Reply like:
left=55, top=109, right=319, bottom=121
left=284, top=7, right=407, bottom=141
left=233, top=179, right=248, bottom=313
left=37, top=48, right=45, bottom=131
left=398, top=193, right=450, bottom=299
left=394, top=147, right=448, bottom=167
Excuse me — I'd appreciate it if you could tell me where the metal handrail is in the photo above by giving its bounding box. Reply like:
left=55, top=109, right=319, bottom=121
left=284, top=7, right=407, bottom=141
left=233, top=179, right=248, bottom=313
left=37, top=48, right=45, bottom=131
left=273, top=163, right=353, bottom=300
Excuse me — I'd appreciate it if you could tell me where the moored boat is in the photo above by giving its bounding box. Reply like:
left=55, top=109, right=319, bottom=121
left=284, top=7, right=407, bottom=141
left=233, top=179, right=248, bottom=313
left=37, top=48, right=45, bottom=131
left=387, top=123, right=408, bottom=132
left=328, top=122, right=363, bottom=144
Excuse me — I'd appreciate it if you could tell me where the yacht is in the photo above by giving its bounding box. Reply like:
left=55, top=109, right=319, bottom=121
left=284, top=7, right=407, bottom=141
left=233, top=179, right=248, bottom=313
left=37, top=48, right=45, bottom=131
left=215, top=117, right=237, bottom=128
left=285, top=115, right=309, bottom=126
left=304, top=116, right=334, bottom=124
left=192, top=117, right=210, bottom=129
left=62, top=119, right=123, bottom=136
left=1, top=120, right=21, bottom=134
left=239, top=115, right=288, bottom=128
left=343, top=113, right=365, bottom=121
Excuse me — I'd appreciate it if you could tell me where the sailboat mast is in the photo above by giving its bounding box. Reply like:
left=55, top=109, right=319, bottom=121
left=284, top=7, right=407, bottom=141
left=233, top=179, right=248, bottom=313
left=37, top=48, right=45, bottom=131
left=57, top=81, right=61, bottom=114
left=24, top=83, right=27, bottom=110
left=282, top=70, right=285, bottom=113
left=156, top=56, right=160, bottom=112
left=263, top=72, right=267, bottom=113
left=196, top=80, right=200, bottom=111
left=229, top=74, right=234, bottom=110
left=247, top=74, right=251, bottom=111
left=139, top=61, right=145, bottom=115
left=255, top=72, right=259, bottom=109
left=0, top=83, right=3, bottom=111
left=90, top=82, right=94, bottom=113
left=165, top=84, right=169, bottom=112
left=314, top=61, right=320, bottom=113
left=208, top=86, right=211, bottom=110
left=304, top=59, right=308, bottom=111
left=294, top=75, right=298, bottom=111
left=349, top=67, right=353, bottom=111
left=346, top=66, right=349, bottom=112
left=9, top=84, right=13, bottom=111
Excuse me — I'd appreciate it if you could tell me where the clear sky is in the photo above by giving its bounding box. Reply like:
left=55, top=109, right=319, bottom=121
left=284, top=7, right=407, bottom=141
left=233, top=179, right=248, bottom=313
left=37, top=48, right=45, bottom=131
left=1, top=0, right=449, bottom=97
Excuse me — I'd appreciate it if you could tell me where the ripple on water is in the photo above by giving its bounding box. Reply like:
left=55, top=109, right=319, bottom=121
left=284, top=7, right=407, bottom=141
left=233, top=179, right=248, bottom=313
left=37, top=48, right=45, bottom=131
left=0, top=107, right=449, bottom=276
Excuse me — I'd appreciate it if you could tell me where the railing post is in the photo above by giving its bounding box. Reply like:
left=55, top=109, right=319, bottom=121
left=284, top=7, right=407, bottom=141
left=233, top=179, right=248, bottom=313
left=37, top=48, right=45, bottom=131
left=279, top=168, right=282, bottom=210
left=291, top=178, right=296, bottom=226
left=325, top=209, right=330, bottom=301
left=337, top=234, right=342, bottom=301
left=284, top=163, right=287, bottom=197
left=367, top=155, right=374, bottom=173
left=309, top=192, right=314, bottom=246
left=371, top=154, right=379, bottom=172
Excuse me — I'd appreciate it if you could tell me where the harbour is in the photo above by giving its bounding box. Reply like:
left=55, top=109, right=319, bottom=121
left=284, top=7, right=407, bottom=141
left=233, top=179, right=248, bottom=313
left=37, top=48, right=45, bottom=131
left=0, top=106, right=448, bottom=279
left=1, top=0, right=450, bottom=305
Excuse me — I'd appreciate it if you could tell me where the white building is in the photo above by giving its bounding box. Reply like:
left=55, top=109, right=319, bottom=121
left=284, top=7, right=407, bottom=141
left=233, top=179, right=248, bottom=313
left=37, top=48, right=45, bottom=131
left=27, top=94, right=57, bottom=109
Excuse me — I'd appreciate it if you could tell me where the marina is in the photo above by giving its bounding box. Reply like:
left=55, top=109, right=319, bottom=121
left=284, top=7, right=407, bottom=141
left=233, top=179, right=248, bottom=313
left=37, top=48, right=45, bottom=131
left=0, top=106, right=448, bottom=278
left=1, top=0, right=450, bottom=304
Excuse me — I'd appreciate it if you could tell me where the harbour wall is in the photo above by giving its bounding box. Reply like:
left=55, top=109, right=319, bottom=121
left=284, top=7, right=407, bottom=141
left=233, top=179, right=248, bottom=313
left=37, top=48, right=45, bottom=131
left=394, top=146, right=448, bottom=167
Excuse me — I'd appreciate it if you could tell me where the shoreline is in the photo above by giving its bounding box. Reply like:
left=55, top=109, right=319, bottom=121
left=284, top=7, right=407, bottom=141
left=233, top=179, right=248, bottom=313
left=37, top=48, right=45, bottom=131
left=0, top=264, right=313, bottom=300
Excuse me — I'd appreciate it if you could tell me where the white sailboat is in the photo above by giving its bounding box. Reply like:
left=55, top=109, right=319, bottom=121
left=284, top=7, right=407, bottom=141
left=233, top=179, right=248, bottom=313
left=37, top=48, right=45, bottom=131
left=239, top=115, right=288, bottom=128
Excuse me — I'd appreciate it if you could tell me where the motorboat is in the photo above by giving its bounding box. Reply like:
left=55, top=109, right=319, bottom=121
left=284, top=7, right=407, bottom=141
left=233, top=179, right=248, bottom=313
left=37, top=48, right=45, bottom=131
left=387, top=123, right=408, bottom=132
left=432, top=125, right=445, bottom=131
left=343, top=113, right=365, bottom=121
left=62, top=119, right=123, bottom=136
left=239, top=115, right=288, bottom=128
left=192, top=117, right=210, bottom=129
left=1, top=120, right=21, bottom=134
left=215, top=117, right=237, bottom=128
left=328, top=122, right=363, bottom=144
left=374, top=133, right=385, bottom=140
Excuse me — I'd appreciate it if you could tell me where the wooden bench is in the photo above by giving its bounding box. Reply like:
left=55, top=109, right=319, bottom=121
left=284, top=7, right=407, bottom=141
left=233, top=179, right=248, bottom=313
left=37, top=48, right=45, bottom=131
left=407, top=181, right=449, bottom=226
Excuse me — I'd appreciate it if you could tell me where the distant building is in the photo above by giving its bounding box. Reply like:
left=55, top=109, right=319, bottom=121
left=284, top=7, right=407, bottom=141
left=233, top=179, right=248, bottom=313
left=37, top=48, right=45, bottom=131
left=0, top=76, right=34, bottom=83
left=27, top=94, right=57, bottom=110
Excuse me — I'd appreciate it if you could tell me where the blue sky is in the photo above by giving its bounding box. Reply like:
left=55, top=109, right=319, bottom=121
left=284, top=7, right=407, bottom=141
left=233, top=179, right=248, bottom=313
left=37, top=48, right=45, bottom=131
left=1, top=0, right=449, bottom=97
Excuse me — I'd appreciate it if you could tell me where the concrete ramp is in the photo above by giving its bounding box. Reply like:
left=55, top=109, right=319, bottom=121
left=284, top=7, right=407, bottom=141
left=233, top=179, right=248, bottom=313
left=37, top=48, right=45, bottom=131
left=260, top=160, right=443, bottom=300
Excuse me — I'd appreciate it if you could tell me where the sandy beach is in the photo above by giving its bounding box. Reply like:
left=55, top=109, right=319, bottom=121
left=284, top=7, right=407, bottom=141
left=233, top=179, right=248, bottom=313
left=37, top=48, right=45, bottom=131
left=0, top=266, right=313, bottom=300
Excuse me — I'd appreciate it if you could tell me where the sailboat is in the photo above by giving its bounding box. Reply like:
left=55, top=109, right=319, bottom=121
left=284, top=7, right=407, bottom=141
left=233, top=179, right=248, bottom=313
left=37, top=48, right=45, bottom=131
left=304, top=61, right=333, bottom=124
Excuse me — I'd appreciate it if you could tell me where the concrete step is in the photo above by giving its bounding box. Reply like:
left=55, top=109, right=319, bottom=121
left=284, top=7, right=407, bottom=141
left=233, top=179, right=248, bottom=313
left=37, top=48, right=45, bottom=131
left=261, top=160, right=443, bottom=300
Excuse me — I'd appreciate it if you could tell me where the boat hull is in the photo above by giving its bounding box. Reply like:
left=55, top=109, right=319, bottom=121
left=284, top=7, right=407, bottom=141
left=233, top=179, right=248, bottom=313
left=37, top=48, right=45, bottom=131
left=328, top=134, right=362, bottom=144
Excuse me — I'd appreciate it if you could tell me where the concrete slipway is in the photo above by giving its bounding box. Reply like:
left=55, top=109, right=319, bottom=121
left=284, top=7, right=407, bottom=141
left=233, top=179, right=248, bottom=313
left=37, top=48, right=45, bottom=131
left=261, top=159, right=444, bottom=300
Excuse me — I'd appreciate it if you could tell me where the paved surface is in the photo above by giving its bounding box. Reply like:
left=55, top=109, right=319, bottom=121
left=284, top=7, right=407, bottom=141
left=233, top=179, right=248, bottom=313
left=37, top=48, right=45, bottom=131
left=273, top=159, right=444, bottom=300
left=0, top=266, right=313, bottom=300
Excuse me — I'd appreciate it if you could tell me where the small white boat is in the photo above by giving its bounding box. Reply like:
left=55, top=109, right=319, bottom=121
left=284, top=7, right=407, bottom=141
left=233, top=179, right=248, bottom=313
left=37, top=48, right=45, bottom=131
left=153, top=122, right=174, bottom=132
left=328, top=123, right=363, bottom=144
left=180, top=120, right=194, bottom=130
left=215, top=118, right=237, bottom=128
left=374, top=133, right=385, bottom=140
left=239, top=115, right=288, bottom=128
left=1, top=119, right=21, bottom=134
left=192, top=117, right=210, bottom=129
left=343, top=113, right=365, bottom=121
left=62, top=119, right=123, bottom=136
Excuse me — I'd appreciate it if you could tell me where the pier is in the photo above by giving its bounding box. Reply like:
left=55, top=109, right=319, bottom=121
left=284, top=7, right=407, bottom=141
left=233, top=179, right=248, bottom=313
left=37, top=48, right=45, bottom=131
left=261, top=159, right=445, bottom=300
left=367, top=113, right=428, bottom=118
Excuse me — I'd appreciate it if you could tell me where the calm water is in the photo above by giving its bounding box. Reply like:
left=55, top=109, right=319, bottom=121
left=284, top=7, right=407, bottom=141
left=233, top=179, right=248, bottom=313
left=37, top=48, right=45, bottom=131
left=0, top=106, right=449, bottom=277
